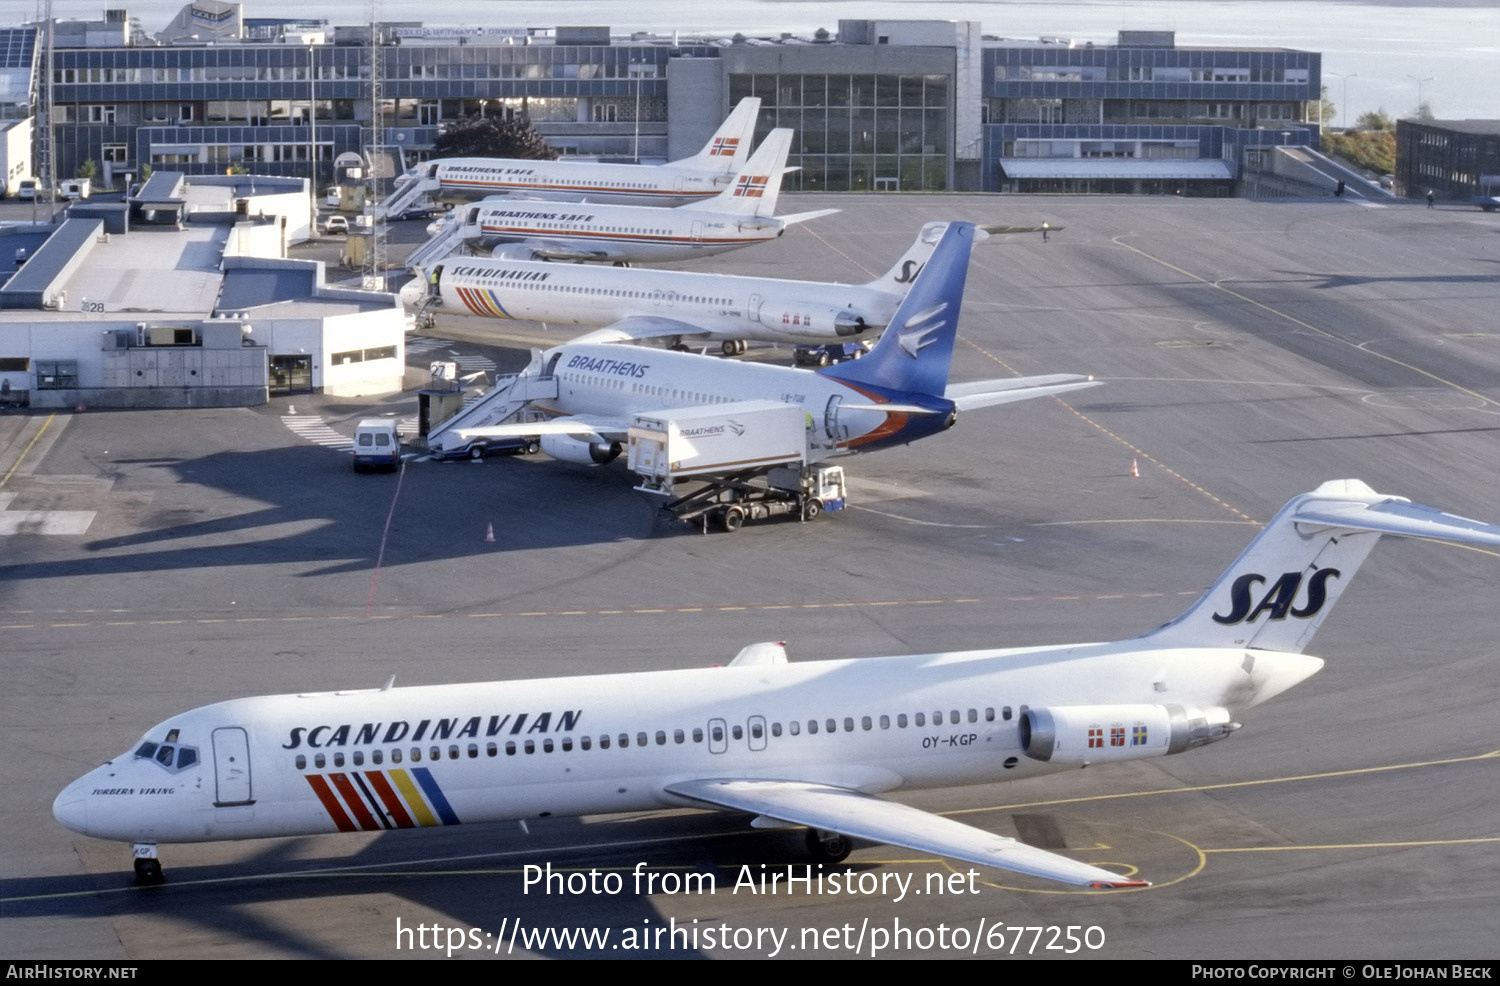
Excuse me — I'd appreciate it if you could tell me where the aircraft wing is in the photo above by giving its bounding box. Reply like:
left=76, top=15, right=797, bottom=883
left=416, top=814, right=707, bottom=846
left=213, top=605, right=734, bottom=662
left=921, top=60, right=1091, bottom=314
left=569, top=315, right=715, bottom=346
left=945, top=374, right=1101, bottom=411
left=489, top=241, right=614, bottom=263
left=456, top=414, right=630, bottom=444
left=979, top=223, right=1064, bottom=235
left=665, top=778, right=1147, bottom=889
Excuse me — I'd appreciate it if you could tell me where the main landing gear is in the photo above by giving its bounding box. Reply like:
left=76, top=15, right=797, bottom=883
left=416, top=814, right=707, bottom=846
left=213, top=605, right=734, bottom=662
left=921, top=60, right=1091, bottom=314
left=720, top=340, right=748, bottom=356
left=133, top=843, right=164, bottom=885
left=805, top=828, right=853, bottom=863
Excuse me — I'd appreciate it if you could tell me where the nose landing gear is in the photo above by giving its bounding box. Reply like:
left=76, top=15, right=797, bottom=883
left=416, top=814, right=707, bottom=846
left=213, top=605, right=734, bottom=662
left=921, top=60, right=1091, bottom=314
left=133, top=843, right=164, bottom=885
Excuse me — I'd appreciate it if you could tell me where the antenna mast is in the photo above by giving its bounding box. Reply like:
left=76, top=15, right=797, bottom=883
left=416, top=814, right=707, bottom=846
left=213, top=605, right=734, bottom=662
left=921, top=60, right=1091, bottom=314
left=362, top=0, right=386, bottom=291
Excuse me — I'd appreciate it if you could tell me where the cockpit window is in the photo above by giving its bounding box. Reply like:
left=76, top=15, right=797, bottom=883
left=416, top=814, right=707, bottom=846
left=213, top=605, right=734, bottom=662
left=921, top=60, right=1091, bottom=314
left=133, top=738, right=200, bottom=773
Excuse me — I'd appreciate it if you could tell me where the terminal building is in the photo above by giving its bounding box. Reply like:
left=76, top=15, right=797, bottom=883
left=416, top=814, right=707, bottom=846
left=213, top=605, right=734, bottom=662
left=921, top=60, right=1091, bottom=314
left=1395, top=119, right=1500, bottom=204
left=0, top=172, right=406, bottom=409
left=4, top=5, right=1323, bottom=198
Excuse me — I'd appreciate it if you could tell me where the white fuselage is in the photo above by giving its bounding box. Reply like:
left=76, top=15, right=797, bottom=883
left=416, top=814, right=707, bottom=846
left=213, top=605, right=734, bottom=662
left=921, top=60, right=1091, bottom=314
left=433, top=159, right=731, bottom=208
left=465, top=200, right=785, bottom=263
left=541, top=342, right=926, bottom=454
left=52, top=643, right=1321, bottom=845
left=436, top=261, right=896, bottom=344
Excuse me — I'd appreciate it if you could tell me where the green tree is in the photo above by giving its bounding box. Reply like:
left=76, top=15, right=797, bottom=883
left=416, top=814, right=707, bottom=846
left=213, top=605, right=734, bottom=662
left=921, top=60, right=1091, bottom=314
left=1317, top=85, right=1336, bottom=129
left=77, top=158, right=97, bottom=180
left=1355, top=109, right=1394, bottom=132
left=1414, top=102, right=1435, bottom=121
left=433, top=114, right=557, bottom=160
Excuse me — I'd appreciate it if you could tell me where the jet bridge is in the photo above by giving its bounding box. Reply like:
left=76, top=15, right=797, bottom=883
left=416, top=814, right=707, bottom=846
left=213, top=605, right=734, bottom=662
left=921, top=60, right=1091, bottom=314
left=424, top=352, right=558, bottom=454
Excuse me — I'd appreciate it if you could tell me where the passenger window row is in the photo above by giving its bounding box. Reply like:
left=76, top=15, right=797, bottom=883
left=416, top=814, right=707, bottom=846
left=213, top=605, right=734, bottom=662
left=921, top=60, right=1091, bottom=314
left=290, top=705, right=1014, bottom=771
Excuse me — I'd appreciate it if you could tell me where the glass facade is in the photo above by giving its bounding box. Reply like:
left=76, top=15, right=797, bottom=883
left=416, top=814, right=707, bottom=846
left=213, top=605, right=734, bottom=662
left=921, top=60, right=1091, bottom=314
left=730, top=72, right=950, bottom=191
left=981, top=41, right=1321, bottom=193
left=46, top=40, right=708, bottom=184
left=25, top=22, right=1322, bottom=197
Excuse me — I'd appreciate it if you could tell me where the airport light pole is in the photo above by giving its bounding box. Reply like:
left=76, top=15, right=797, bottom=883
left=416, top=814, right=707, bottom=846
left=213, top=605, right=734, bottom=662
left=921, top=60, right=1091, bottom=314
left=307, top=39, right=318, bottom=237
left=1407, top=75, right=1435, bottom=115
left=1327, top=71, right=1356, bottom=129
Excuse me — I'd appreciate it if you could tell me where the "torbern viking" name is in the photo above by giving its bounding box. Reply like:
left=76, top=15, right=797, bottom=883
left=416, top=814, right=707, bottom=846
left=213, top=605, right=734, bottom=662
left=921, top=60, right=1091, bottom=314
left=283, top=710, right=583, bottom=750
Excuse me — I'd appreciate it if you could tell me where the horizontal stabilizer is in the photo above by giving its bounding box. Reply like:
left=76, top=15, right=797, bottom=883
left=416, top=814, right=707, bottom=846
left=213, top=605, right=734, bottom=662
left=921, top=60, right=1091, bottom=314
left=666, top=778, right=1147, bottom=889
left=1291, top=481, right=1500, bottom=545
left=945, top=374, right=1101, bottom=411
left=839, top=402, right=945, bottom=414
left=1141, top=479, right=1500, bottom=653
left=774, top=208, right=841, bottom=227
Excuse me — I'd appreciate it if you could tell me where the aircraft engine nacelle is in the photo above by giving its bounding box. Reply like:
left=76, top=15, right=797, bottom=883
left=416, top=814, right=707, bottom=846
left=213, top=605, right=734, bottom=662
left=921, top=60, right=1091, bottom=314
left=1018, top=704, right=1238, bottom=764
left=540, top=434, right=622, bottom=466
left=834, top=311, right=870, bottom=337
left=769, top=307, right=874, bottom=339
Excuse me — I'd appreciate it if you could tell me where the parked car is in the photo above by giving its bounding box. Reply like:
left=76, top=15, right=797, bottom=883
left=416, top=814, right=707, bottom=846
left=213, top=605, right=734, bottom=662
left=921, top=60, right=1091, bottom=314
left=433, top=436, right=541, bottom=461
left=793, top=341, right=871, bottom=367
left=396, top=205, right=440, bottom=221
left=323, top=214, right=349, bottom=234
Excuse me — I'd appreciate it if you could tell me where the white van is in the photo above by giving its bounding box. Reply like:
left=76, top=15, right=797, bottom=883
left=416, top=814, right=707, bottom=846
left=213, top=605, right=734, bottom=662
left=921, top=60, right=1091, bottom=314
left=352, top=419, right=401, bottom=472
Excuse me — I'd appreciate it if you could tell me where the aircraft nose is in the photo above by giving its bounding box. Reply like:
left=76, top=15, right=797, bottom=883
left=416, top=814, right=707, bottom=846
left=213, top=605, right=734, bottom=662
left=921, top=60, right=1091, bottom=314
left=398, top=277, right=426, bottom=309
left=53, top=776, right=91, bottom=834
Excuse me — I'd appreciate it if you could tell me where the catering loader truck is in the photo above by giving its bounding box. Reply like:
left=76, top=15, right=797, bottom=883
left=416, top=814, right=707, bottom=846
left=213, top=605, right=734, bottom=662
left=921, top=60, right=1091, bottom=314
left=628, top=400, right=847, bottom=532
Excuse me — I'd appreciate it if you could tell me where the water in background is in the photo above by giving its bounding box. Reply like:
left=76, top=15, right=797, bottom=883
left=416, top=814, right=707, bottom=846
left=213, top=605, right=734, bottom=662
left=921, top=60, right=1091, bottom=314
left=30, top=0, right=1500, bottom=122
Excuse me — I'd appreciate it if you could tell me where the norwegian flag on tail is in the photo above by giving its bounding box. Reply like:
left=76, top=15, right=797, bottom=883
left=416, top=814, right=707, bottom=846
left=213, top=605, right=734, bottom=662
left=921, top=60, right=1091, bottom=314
left=734, top=174, right=769, bottom=198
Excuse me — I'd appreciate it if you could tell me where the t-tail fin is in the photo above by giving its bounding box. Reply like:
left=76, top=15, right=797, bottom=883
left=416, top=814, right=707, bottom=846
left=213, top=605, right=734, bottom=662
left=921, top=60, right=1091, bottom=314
left=864, top=221, right=989, bottom=295
left=678, top=98, right=762, bottom=173
left=688, top=129, right=793, bottom=217
left=1141, top=480, right=1500, bottom=654
left=819, top=222, right=976, bottom=399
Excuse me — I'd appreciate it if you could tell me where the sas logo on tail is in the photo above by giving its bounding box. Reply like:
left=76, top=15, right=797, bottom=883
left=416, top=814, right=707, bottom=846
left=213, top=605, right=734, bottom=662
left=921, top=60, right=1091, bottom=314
left=711, top=137, right=741, bottom=157
left=734, top=175, right=770, bottom=198
left=1211, top=567, right=1341, bottom=626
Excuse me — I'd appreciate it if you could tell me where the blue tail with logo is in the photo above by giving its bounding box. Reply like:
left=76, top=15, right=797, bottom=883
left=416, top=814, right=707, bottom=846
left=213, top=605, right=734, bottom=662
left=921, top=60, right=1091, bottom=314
left=1140, top=480, right=1500, bottom=653
left=819, top=221, right=976, bottom=399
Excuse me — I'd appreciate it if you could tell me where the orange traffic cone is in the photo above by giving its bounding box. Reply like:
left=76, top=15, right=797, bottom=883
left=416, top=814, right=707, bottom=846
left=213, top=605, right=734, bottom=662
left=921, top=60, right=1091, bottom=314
left=484, top=522, right=496, bottom=543
left=1130, top=458, right=1140, bottom=478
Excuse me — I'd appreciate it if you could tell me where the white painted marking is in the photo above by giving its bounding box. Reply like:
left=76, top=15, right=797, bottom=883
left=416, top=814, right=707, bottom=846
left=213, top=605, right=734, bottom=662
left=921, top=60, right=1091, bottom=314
left=281, top=415, right=352, bottom=451
left=0, top=511, right=96, bottom=535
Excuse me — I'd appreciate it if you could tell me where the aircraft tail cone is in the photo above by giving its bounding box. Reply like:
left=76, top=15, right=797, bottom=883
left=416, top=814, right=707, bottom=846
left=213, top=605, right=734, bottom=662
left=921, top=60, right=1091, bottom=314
left=1131, top=458, right=1140, bottom=479
left=484, top=522, right=496, bottom=543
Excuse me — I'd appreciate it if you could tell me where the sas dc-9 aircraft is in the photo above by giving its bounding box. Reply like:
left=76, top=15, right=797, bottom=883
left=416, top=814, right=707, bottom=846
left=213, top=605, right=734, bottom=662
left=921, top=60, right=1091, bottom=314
left=55, top=481, right=1500, bottom=886
left=438, top=222, right=1098, bottom=464
left=412, top=128, right=838, bottom=268
left=377, top=97, right=762, bottom=219
left=405, top=221, right=972, bottom=358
